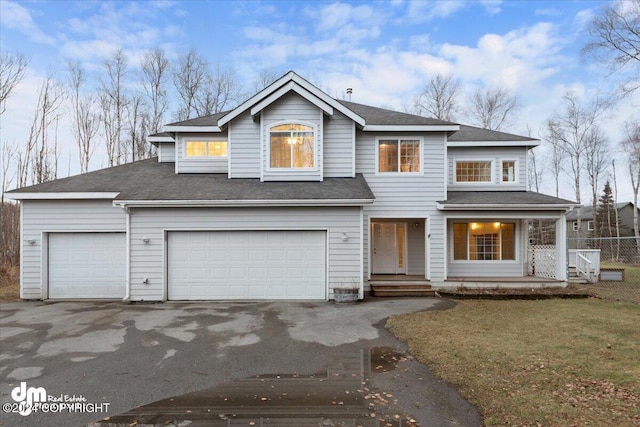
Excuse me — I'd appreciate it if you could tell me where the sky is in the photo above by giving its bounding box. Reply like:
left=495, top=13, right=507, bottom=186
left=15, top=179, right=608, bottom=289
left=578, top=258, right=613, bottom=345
left=0, top=0, right=638, bottom=203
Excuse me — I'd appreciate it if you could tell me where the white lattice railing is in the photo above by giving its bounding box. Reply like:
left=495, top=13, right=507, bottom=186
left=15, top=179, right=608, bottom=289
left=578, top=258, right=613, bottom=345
left=528, top=245, right=557, bottom=279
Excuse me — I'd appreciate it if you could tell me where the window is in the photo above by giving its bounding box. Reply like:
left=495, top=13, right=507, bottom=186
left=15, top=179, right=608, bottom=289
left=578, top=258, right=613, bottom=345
left=185, top=140, right=227, bottom=158
left=501, top=160, right=517, bottom=183
left=572, top=221, right=579, bottom=232
left=378, top=139, right=421, bottom=173
left=587, top=221, right=594, bottom=231
left=455, top=161, right=492, bottom=183
left=270, top=123, right=315, bottom=169
left=453, top=222, right=516, bottom=261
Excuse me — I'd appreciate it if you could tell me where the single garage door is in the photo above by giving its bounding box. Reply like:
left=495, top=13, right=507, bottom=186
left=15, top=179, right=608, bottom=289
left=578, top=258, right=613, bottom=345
left=168, top=230, right=326, bottom=300
left=48, top=233, right=126, bottom=299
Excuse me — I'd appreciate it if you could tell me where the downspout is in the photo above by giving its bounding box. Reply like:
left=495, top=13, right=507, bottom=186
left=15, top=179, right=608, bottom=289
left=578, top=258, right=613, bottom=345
left=117, top=203, right=131, bottom=302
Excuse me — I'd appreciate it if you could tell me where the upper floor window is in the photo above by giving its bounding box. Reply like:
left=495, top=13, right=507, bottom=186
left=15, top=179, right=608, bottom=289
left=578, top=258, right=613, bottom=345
left=455, top=161, right=492, bottom=183
left=572, top=221, right=579, bottom=232
left=185, top=140, right=227, bottom=158
left=587, top=220, right=594, bottom=231
left=270, top=123, right=315, bottom=169
left=501, top=160, right=517, bottom=183
left=378, top=139, right=421, bottom=173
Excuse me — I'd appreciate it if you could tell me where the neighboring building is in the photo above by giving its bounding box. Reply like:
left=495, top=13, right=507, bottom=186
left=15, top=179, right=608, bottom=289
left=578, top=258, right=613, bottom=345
left=566, top=203, right=638, bottom=240
left=7, top=71, right=578, bottom=301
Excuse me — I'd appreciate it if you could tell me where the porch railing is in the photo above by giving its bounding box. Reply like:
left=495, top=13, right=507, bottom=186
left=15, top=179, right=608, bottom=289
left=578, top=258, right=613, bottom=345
left=569, top=249, right=600, bottom=283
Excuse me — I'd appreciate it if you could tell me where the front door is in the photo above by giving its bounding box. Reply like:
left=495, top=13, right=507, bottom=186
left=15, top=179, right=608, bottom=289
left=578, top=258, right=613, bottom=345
left=372, top=222, right=407, bottom=274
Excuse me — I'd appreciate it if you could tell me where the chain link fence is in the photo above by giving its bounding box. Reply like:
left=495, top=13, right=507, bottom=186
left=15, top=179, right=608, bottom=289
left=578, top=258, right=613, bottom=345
left=568, top=236, right=640, bottom=304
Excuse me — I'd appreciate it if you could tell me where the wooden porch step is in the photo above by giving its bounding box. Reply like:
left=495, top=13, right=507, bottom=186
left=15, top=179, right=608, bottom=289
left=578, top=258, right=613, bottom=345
left=370, top=284, right=437, bottom=297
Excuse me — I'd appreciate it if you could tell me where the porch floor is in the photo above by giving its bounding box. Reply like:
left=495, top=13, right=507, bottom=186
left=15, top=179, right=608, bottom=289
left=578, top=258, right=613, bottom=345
left=446, top=276, right=560, bottom=283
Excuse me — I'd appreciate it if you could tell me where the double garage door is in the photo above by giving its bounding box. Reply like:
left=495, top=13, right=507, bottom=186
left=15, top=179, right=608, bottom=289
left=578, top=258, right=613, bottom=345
left=168, top=230, right=327, bottom=300
left=47, top=230, right=326, bottom=300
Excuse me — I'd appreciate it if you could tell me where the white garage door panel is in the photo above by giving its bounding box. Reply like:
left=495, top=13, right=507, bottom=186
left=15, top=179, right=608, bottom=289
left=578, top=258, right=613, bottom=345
left=168, top=231, right=326, bottom=300
left=49, top=233, right=126, bottom=299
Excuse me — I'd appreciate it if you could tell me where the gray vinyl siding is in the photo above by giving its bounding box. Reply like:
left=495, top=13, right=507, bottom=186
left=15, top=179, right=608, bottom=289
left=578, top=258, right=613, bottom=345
left=323, top=111, right=354, bottom=177
left=157, top=143, right=175, bottom=163
left=448, top=146, right=528, bottom=191
left=261, top=92, right=322, bottom=181
left=447, top=219, right=528, bottom=277
left=356, top=130, right=447, bottom=280
left=176, top=132, right=229, bottom=174
left=128, top=206, right=361, bottom=301
left=229, top=111, right=261, bottom=178
left=21, top=200, right=126, bottom=299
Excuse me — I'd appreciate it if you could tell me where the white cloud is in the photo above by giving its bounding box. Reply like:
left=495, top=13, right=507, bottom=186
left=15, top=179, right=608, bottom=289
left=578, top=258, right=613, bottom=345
left=480, top=0, right=503, bottom=15
left=0, top=1, right=56, bottom=45
left=405, top=0, right=466, bottom=22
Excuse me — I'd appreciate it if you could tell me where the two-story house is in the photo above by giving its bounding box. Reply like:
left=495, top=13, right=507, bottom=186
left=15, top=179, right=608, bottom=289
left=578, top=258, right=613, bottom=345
left=7, top=71, right=577, bottom=301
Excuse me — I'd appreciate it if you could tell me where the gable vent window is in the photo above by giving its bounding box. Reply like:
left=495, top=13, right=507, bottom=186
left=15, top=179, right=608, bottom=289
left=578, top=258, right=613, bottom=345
left=185, top=140, right=227, bottom=158
left=270, top=123, right=315, bottom=169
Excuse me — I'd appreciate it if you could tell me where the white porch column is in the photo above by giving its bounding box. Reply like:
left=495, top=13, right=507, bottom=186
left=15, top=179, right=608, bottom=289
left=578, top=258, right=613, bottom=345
left=555, top=213, right=568, bottom=281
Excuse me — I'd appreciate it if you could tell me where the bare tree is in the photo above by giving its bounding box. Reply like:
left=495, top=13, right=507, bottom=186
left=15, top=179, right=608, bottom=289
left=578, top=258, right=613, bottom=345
left=584, top=126, right=609, bottom=235
left=172, top=49, right=209, bottom=121
left=252, top=68, right=280, bottom=93
left=19, top=73, right=65, bottom=186
left=546, top=137, right=563, bottom=198
left=545, top=91, right=613, bottom=235
left=140, top=48, right=169, bottom=134
left=195, top=64, right=242, bottom=116
left=413, top=73, right=460, bottom=121
left=126, top=94, right=153, bottom=161
left=0, top=52, right=29, bottom=115
left=99, top=50, right=129, bottom=166
left=468, top=86, right=519, bottom=131
left=582, top=0, right=640, bottom=96
left=621, top=118, right=640, bottom=252
left=67, top=60, right=99, bottom=173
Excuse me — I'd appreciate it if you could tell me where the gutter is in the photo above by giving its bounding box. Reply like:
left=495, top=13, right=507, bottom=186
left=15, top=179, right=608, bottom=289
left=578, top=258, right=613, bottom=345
left=113, top=198, right=375, bottom=208
left=436, top=202, right=581, bottom=211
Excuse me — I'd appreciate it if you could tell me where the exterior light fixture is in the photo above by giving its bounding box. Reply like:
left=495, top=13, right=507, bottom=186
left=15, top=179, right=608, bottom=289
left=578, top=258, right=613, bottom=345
left=142, top=237, right=150, bottom=243
left=25, top=239, right=36, bottom=245
left=341, top=232, right=348, bottom=241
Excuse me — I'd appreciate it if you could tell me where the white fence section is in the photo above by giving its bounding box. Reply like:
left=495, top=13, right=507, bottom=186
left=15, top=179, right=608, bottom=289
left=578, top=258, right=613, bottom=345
left=528, top=245, right=557, bottom=279
left=568, top=249, right=600, bottom=283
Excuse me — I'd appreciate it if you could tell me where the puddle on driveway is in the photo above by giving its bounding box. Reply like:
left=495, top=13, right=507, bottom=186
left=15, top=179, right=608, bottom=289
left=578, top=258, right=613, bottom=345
left=87, top=347, right=419, bottom=427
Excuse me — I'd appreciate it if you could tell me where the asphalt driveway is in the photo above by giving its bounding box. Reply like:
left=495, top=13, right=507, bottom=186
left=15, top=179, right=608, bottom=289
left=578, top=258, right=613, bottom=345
left=0, top=298, right=481, bottom=427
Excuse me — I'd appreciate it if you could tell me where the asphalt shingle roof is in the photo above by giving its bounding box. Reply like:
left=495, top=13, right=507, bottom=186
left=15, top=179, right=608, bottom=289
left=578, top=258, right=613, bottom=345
left=8, top=158, right=375, bottom=202
left=448, top=125, right=537, bottom=142
left=336, top=100, right=457, bottom=126
left=565, top=203, right=633, bottom=221
left=165, top=111, right=229, bottom=127
left=440, top=191, right=577, bottom=206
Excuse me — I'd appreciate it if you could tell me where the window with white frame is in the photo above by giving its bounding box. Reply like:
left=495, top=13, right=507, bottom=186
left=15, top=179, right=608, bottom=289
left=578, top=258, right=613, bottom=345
left=501, top=160, right=517, bottom=183
left=572, top=221, right=579, bottom=232
left=378, top=139, right=421, bottom=173
left=270, top=123, right=315, bottom=169
left=453, top=222, right=516, bottom=261
left=455, top=161, right=492, bottom=183
left=587, top=220, right=594, bottom=231
left=185, top=140, right=228, bottom=158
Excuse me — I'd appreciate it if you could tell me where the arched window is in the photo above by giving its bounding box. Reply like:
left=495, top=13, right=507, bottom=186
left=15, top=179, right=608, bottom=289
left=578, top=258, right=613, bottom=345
left=269, top=123, right=315, bottom=169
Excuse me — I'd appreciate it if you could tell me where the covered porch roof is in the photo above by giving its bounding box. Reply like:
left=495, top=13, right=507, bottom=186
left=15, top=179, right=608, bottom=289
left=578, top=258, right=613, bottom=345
left=437, top=191, right=578, bottom=211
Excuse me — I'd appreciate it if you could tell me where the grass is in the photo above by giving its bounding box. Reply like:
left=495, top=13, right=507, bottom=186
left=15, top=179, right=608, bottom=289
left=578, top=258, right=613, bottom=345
left=588, top=261, right=640, bottom=304
left=0, top=262, right=20, bottom=301
left=387, top=299, right=640, bottom=426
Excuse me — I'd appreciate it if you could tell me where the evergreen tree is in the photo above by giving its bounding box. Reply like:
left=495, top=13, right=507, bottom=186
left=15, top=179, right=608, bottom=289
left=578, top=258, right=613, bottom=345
left=595, top=181, right=616, bottom=239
